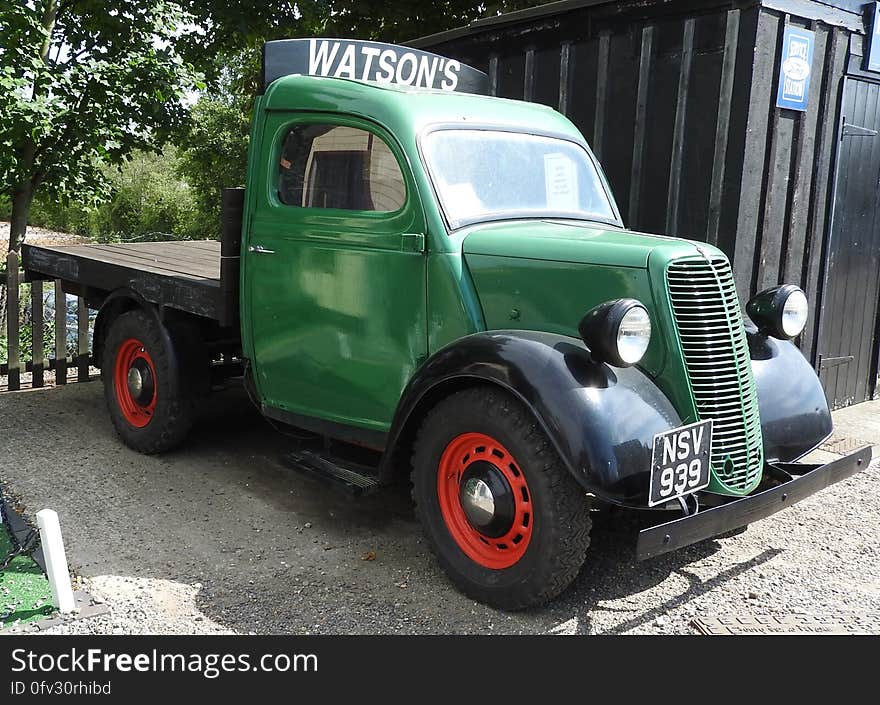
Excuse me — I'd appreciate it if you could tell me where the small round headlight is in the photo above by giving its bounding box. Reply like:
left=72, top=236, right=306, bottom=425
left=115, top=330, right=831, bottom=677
left=746, top=285, right=808, bottom=340
left=617, top=306, right=652, bottom=365
left=579, top=299, right=652, bottom=367
left=781, top=289, right=808, bottom=338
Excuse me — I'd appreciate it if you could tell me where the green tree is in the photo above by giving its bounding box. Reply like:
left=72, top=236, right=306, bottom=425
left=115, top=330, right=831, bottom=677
left=0, top=1, right=202, bottom=253
left=92, top=147, right=202, bottom=242
left=174, top=52, right=253, bottom=239
left=172, top=1, right=545, bottom=235
left=177, top=1, right=546, bottom=83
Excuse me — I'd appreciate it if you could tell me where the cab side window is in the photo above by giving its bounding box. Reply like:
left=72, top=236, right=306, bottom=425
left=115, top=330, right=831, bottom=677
left=278, top=124, right=406, bottom=212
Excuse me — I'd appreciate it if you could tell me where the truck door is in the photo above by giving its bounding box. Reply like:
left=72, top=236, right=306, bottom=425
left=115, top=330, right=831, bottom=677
left=245, top=114, right=427, bottom=435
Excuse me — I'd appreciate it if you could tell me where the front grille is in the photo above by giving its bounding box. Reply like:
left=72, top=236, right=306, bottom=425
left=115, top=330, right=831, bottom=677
left=667, top=257, right=763, bottom=493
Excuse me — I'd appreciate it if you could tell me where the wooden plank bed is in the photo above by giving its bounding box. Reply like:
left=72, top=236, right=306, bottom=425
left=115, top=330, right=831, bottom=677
left=21, top=240, right=231, bottom=323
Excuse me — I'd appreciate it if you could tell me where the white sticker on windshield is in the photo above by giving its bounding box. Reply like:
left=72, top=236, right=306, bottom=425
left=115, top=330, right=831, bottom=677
left=544, top=153, right=579, bottom=212
left=442, top=181, right=486, bottom=223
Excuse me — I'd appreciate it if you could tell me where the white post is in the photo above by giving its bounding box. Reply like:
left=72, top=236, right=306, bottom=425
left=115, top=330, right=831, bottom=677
left=35, top=509, right=76, bottom=614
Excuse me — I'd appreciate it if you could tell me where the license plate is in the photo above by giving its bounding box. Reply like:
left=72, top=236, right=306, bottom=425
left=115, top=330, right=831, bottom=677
left=648, top=420, right=713, bottom=507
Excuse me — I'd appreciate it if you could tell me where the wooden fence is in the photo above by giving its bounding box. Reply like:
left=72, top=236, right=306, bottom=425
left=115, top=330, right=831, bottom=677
left=0, top=250, right=93, bottom=392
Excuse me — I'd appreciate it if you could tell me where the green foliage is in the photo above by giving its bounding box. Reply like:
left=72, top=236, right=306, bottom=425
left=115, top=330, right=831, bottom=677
left=92, top=148, right=203, bottom=242
left=27, top=197, right=92, bottom=237
left=177, top=1, right=547, bottom=76
left=175, top=68, right=251, bottom=239
left=0, top=0, right=203, bottom=250
left=21, top=149, right=204, bottom=242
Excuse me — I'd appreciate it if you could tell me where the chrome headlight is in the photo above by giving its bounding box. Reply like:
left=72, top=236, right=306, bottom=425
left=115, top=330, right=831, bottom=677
left=746, top=285, right=808, bottom=340
left=578, top=299, right=652, bottom=367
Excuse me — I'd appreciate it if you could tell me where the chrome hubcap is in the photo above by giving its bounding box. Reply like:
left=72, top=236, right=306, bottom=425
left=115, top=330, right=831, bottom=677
left=460, top=477, right=496, bottom=527
left=457, top=460, right=516, bottom=538
left=127, top=367, right=143, bottom=398
left=126, top=358, right=154, bottom=405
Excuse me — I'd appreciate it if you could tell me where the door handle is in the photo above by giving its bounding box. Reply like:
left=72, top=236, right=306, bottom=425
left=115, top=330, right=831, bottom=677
left=248, top=245, right=275, bottom=254
left=400, top=233, right=426, bottom=253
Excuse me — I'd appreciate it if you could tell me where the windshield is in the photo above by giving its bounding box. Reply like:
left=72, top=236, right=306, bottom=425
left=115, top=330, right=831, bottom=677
left=422, top=129, right=618, bottom=230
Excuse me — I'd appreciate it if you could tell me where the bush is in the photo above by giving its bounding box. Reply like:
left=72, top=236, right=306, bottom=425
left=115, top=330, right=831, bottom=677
left=175, top=94, right=250, bottom=240
left=27, top=198, right=92, bottom=236
left=0, top=282, right=54, bottom=366
left=16, top=148, right=206, bottom=243
left=5, top=51, right=253, bottom=244
left=90, top=148, right=204, bottom=242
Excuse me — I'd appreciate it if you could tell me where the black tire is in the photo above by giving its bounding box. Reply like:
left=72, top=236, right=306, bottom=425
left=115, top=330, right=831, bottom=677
left=412, top=386, right=592, bottom=610
left=101, top=309, right=199, bottom=454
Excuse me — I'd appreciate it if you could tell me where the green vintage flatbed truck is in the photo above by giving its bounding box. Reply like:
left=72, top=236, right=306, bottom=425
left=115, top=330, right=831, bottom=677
left=22, top=39, right=871, bottom=609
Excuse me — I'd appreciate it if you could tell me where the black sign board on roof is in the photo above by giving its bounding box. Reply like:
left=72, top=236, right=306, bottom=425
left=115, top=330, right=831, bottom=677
left=261, top=38, right=489, bottom=95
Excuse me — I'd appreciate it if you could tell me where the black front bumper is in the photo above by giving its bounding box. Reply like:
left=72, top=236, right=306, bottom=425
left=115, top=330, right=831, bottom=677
left=636, top=446, right=873, bottom=560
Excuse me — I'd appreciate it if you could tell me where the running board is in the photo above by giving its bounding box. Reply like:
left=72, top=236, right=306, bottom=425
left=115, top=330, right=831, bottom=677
left=282, top=449, right=380, bottom=495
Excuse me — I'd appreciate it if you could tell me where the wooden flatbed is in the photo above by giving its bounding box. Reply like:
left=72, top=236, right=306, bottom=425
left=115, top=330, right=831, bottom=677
left=21, top=240, right=237, bottom=324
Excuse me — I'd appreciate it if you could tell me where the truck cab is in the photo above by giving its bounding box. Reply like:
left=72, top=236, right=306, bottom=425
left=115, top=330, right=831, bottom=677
left=22, top=39, right=870, bottom=610
left=243, top=73, right=626, bottom=440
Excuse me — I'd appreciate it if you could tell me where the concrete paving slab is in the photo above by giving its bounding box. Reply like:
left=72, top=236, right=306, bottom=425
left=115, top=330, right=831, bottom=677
left=800, top=400, right=879, bottom=465
left=828, top=399, right=880, bottom=454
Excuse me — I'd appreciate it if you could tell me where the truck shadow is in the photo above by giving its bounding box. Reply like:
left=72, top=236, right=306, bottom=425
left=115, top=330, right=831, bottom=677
left=551, top=510, right=783, bottom=634
left=180, top=386, right=784, bottom=633
left=0, top=381, right=786, bottom=634
left=184, top=385, right=417, bottom=526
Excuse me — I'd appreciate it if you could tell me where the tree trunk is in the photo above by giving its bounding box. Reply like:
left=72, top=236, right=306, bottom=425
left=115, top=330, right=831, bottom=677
left=7, top=183, right=34, bottom=254
left=4, top=1, right=59, bottom=255
left=0, top=274, right=6, bottom=347
left=38, top=1, right=59, bottom=63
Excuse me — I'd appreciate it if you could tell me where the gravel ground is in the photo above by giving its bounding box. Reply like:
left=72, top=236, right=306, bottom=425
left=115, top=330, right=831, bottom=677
left=0, top=221, right=86, bottom=252
left=0, top=381, right=878, bottom=635
left=33, top=576, right=235, bottom=635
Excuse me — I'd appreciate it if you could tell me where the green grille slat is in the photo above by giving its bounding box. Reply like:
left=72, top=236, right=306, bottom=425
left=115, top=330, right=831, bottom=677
left=667, top=257, right=763, bottom=494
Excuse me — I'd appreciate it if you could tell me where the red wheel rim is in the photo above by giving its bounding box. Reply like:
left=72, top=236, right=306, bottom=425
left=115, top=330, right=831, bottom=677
left=437, top=432, right=533, bottom=569
left=113, top=338, right=157, bottom=428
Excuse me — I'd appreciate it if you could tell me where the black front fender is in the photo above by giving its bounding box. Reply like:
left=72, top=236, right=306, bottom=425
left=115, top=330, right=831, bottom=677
left=384, top=331, right=682, bottom=504
left=749, top=332, right=832, bottom=462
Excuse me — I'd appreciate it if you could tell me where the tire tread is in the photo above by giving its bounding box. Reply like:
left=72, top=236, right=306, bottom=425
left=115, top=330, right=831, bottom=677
left=101, top=309, right=195, bottom=454
left=412, top=386, right=592, bottom=609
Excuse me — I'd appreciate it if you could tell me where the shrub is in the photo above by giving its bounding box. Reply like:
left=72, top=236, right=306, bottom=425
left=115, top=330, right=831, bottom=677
left=175, top=91, right=250, bottom=240
left=14, top=148, right=206, bottom=243
left=91, top=148, right=204, bottom=242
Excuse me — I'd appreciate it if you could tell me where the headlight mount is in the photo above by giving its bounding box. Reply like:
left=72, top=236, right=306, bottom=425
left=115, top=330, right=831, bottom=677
left=746, top=285, right=809, bottom=340
left=578, top=299, right=652, bottom=368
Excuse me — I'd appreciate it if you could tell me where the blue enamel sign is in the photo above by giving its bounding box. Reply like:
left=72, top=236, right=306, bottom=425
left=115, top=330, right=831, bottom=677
left=867, top=2, right=880, bottom=73
left=776, top=27, right=815, bottom=112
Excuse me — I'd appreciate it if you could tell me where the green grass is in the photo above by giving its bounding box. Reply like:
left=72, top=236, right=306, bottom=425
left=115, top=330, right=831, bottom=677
left=0, top=527, right=56, bottom=629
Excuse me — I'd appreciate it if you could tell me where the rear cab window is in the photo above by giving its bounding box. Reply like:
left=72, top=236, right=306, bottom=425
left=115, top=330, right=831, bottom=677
left=278, top=124, right=406, bottom=212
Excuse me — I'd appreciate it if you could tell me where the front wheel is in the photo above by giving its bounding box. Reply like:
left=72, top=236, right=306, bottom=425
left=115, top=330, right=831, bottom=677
left=412, top=387, right=592, bottom=610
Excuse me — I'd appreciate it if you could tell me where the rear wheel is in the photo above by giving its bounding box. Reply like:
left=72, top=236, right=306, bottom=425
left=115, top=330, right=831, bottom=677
left=101, top=309, right=199, bottom=453
left=412, top=387, right=592, bottom=610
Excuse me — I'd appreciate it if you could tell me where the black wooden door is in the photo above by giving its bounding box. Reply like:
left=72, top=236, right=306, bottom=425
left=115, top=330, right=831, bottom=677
left=817, top=78, right=880, bottom=408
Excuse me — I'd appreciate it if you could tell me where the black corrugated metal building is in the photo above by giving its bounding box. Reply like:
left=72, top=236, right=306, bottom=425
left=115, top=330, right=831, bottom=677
left=414, top=0, right=880, bottom=409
